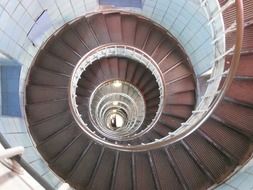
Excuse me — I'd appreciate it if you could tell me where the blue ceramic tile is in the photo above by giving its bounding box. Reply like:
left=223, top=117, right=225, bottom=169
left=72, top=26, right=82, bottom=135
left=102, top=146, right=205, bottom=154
left=1, top=65, right=21, bottom=116
left=99, top=0, right=142, bottom=8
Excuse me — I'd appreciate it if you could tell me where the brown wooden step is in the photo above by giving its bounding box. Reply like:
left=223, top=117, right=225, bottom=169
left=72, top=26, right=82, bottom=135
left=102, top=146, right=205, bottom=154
left=50, top=134, right=91, bottom=179
left=112, top=152, right=133, bottom=190
left=105, top=13, right=122, bottom=43
left=121, top=14, right=137, bottom=45
left=200, top=118, right=252, bottom=162
left=26, top=100, right=69, bottom=123
left=168, top=143, right=212, bottom=190
left=214, top=100, right=253, bottom=136
left=26, top=85, right=67, bottom=104
left=87, top=13, right=111, bottom=44
left=134, top=152, right=156, bottom=190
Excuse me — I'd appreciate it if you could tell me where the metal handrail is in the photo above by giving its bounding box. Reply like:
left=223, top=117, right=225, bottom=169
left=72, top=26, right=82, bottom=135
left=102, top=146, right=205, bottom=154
left=67, top=1, right=244, bottom=152
left=69, top=45, right=165, bottom=142
left=0, top=133, right=55, bottom=190
left=89, top=81, right=146, bottom=140
left=0, top=147, right=24, bottom=160
left=21, top=5, right=243, bottom=153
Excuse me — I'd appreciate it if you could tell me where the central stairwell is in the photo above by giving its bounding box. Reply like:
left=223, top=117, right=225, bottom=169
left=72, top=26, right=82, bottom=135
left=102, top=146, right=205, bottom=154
left=23, top=1, right=253, bottom=189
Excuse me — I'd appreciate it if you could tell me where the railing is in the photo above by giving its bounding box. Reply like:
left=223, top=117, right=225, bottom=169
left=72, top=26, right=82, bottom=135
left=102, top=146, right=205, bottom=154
left=69, top=44, right=165, bottom=142
left=68, top=0, right=243, bottom=151
left=170, top=0, right=243, bottom=145
left=0, top=133, right=56, bottom=190
left=89, top=81, right=146, bottom=140
left=0, top=146, right=24, bottom=160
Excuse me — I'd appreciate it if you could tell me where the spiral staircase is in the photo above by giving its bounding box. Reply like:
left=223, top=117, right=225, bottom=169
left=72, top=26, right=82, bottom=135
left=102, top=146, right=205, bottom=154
left=13, top=1, right=252, bottom=190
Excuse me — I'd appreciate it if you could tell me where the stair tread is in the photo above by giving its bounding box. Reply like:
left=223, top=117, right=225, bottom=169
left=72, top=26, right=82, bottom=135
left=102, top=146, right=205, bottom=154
left=50, top=134, right=90, bottom=178
left=113, top=152, right=133, bottom=190
left=134, top=152, right=156, bottom=190
left=88, top=13, right=111, bottom=44
left=68, top=144, right=102, bottom=188
left=26, top=100, right=69, bottom=123
left=105, top=13, right=122, bottom=43
left=200, top=118, right=251, bottom=161
left=226, top=80, right=253, bottom=106
left=168, top=144, right=211, bottom=189
left=23, top=11, right=253, bottom=190
left=185, top=133, right=234, bottom=181
left=121, top=14, right=137, bottom=45
left=26, top=85, right=67, bottom=104
left=151, top=149, right=184, bottom=190
left=214, top=100, right=253, bottom=134
left=61, top=26, right=89, bottom=56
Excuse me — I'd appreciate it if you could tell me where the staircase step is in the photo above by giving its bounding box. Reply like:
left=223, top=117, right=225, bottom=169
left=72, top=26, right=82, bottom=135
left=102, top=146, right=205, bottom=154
left=235, top=54, right=253, bottom=77
left=88, top=13, right=111, bottom=44
left=200, top=118, right=251, bottom=162
left=159, top=50, right=184, bottom=73
left=134, top=152, right=156, bottom=190
left=121, top=14, right=137, bottom=45
left=38, top=123, right=80, bottom=161
left=152, top=39, right=176, bottom=63
left=155, top=122, right=173, bottom=136
left=61, top=26, right=89, bottom=56
left=118, top=58, right=128, bottom=80
left=168, top=143, right=211, bottom=189
left=26, top=85, right=67, bottom=104
left=151, top=149, right=184, bottom=190
left=113, top=152, right=133, bottom=190
left=166, top=76, right=195, bottom=94
left=143, top=28, right=164, bottom=55
left=226, top=80, right=253, bottom=106
left=38, top=51, right=74, bottom=74
left=214, top=100, right=253, bottom=135
left=125, top=60, right=138, bottom=83
left=185, top=133, right=233, bottom=181
left=105, top=13, right=122, bottom=43
left=107, top=57, right=119, bottom=79
left=131, top=63, right=146, bottom=86
left=134, top=19, right=152, bottom=49
left=50, top=134, right=90, bottom=178
left=68, top=144, right=102, bottom=188
left=163, top=104, right=193, bottom=120
left=29, top=111, right=73, bottom=143
left=89, top=149, right=116, bottom=190
left=30, top=67, right=69, bottom=86
left=74, top=18, right=99, bottom=49
left=159, top=115, right=183, bottom=130
left=47, top=37, right=80, bottom=64
left=26, top=100, right=69, bottom=123
left=163, top=63, right=192, bottom=83
left=166, top=91, right=195, bottom=105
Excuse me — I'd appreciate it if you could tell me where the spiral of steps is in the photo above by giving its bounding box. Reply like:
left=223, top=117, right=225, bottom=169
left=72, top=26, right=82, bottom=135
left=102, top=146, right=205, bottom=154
left=76, top=57, right=161, bottom=141
left=24, top=11, right=253, bottom=190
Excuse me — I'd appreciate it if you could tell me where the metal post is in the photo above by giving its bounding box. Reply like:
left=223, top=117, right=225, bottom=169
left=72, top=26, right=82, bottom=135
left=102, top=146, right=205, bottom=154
left=0, top=146, right=24, bottom=160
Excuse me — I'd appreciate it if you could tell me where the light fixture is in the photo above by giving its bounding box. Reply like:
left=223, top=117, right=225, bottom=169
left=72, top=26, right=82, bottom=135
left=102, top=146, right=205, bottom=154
left=113, top=80, right=122, bottom=87
left=113, top=101, right=119, bottom=106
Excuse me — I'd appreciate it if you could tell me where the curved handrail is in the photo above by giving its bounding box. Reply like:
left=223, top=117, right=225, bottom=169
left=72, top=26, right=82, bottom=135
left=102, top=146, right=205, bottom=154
left=69, top=44, right=165, bottom=142
left=68, top=1, right=244, bottom=152
left=89, top=81, right=146, bottom=140
left=22, top=5, right=243, bottom=153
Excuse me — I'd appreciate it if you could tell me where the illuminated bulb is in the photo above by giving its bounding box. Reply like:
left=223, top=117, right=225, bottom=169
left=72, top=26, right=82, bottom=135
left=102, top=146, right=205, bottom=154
left=113, top=80, right=122, bottom=87
left=112, top=109, right=117, bottom=113
left=113, top=101, right=119, bottom=106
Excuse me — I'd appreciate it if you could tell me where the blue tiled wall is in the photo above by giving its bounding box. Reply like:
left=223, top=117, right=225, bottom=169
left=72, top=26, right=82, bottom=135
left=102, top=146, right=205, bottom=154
left=216, top=159, right=253, bottom=190
left=1, top=65, right=21, bottom=116
left=99, top=0, right=142, bottom=8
